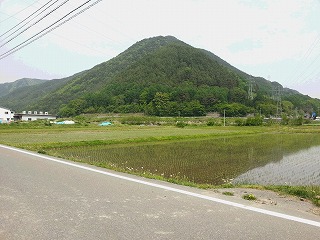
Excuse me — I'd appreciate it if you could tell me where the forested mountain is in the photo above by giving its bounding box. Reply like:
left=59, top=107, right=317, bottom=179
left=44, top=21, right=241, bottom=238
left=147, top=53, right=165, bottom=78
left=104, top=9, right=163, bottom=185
left=0, top=36, right=319, bottom=117
left=0, top=78, right=47, bottom=98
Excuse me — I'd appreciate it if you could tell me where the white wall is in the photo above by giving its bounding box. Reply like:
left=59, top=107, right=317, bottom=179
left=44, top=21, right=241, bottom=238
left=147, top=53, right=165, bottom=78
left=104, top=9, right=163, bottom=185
left=0, top=107, right=14, bottom=123
left=20, top=114, right=56, bottom=121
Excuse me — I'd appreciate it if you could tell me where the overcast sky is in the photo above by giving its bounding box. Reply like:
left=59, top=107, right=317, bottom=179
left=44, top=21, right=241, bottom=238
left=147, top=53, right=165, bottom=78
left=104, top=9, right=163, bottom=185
left=0, top=0, right=320, bottom=98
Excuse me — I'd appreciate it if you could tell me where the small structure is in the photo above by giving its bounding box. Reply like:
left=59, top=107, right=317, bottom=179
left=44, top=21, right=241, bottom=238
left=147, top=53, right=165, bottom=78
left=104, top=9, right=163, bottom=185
left=14, top=111, right=56, bottom=121
left=0, top=106, right=14, bottom=123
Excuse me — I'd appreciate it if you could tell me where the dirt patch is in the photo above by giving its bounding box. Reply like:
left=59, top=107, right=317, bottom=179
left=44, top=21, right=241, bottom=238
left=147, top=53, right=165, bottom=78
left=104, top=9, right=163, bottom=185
left=216, top=188, right=320, bottom=217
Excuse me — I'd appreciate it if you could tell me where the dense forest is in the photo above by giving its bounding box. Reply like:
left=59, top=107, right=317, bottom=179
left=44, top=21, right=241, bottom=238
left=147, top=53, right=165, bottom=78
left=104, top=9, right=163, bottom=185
left=1, top=36, right=319, bottom=117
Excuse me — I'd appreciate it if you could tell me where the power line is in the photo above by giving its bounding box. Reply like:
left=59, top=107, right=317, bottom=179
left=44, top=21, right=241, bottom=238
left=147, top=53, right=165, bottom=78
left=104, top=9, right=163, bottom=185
left=0, top=0, right=42, bottom=24
left=1, top=2, right=113, bottom=58
left=0, top=0, right=103, bottom=60
left=0, top=0, right=71, bottom=49
left=0, top=0, right=57, bottom=39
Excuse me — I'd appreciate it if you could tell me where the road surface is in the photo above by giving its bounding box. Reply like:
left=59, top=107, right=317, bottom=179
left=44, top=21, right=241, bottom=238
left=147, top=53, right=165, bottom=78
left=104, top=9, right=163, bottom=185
left=0, top=145, right=319, bottom=239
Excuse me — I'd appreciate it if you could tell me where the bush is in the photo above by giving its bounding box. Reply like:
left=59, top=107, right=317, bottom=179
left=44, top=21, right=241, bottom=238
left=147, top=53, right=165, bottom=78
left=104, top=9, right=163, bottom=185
left=235, top=118, right=245, bottom=126
left=176, top=121, right=187, bottom=128
left=245, top=116, right=263, bottom=126
left=290, top=116, right=303, bottom=126
left=207, top=120, right=216, bottom=126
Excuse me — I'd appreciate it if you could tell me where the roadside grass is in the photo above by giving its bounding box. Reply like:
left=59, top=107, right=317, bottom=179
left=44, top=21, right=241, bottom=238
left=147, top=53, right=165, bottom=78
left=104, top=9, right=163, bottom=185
left=264, top=185, right=320, bottom=207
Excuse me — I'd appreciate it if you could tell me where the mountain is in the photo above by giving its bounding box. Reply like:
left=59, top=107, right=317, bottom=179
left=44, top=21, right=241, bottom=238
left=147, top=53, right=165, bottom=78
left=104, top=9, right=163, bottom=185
left=0, top=78, right=47, bottom=98
left=0, top=36, right=319, bottom=117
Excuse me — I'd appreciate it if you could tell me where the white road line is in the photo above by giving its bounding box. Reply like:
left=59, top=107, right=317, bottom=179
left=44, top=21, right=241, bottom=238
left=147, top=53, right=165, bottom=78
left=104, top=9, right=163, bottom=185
left=1, top=144, right=320, bottom=228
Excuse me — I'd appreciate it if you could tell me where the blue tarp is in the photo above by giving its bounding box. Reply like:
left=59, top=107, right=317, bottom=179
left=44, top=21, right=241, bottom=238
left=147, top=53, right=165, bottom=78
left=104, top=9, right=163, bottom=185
left=99, top=121, right=112, bottom=126
left=54, top=120, right=75, bottom=125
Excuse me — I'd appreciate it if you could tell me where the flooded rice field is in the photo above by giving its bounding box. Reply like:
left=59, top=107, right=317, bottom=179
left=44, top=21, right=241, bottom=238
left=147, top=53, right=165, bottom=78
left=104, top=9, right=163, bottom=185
left=49, top=133, right=320, bottom=186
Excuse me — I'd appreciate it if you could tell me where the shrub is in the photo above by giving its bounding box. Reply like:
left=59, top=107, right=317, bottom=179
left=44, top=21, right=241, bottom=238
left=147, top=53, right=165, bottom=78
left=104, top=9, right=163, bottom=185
left=245, top=116, right=263, bottom=126
left=242, top=193, right=257, bottom=200
left=207, top=120, right=216, bottom=126
left=290, top=116, right=303, bottom=126
left=235, top=118, right=245, bottom=126
left=176, top=121, right=187, bottom=128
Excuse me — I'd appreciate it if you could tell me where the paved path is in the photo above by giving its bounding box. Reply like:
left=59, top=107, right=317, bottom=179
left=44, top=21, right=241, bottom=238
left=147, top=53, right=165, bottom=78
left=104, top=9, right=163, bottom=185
left=0, top=145, right=319, bottom=239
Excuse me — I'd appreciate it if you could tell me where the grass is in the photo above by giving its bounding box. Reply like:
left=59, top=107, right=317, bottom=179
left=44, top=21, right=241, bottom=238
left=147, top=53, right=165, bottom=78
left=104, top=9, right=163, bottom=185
left=265, top=185, right=320, bottom=207
left=222, top=191, right=235, bottom=196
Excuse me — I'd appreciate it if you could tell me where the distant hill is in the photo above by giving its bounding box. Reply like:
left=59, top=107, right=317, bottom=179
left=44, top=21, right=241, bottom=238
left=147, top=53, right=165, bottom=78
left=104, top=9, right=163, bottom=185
left=0, top=36, right=319, bottom=117
left=0, top=78, right=47, bottom=98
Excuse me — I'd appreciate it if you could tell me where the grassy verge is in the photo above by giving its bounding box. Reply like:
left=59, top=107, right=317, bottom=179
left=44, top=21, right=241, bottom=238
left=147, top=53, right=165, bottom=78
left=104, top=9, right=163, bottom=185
left=264, top=185, right=320, bottom=207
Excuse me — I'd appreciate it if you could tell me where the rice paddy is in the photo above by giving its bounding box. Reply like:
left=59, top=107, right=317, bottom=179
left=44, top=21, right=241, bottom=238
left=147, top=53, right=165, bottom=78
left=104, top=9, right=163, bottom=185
left=44, top=132, right=320, bottom=186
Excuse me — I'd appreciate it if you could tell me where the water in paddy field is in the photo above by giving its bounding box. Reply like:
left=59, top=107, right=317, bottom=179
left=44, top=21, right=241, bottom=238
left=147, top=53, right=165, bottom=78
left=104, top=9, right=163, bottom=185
left=232, top=145, right=320, bottom=186
left=51, top=133, right=320, bottom=186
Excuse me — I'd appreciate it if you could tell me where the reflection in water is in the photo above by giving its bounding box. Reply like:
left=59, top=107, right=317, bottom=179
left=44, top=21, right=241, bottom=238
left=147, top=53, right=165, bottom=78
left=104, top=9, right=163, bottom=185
left=51, top=133, right=320, bottom=185
left=233, top=146, right=320, bottom=186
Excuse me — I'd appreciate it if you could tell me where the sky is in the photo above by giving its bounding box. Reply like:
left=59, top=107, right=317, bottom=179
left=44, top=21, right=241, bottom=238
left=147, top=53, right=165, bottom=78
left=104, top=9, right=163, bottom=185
left=0, top=0, right=320, bottom=98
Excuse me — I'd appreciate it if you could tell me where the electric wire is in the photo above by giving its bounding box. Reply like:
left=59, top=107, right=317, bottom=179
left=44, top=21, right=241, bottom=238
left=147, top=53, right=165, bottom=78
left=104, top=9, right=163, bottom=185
left=0, top=0, right=103, bottom=60
left=0, top=0, right=71, bottom=49
left=286, top=35, right=320, bottom=85
left=1, top=2, right=112, bottom=58
left=0, top=0, right=57, bottom=39
left=285, top=1, right=320, bottom=86
left=0, top=0, right=42, bottom=24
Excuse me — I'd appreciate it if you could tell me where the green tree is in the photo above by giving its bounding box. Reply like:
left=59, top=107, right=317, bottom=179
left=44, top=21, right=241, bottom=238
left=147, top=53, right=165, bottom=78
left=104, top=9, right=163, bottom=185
left=153, top=92, right=170, bottom=116
left=180, top=100, right=206, bottom=116
left=228, top=87, right=248, bottom=104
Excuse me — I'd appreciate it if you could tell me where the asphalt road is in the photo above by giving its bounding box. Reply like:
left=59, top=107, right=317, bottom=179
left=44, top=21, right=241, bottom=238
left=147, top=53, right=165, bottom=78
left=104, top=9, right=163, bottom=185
left=0, top=145, right=319, bottom=240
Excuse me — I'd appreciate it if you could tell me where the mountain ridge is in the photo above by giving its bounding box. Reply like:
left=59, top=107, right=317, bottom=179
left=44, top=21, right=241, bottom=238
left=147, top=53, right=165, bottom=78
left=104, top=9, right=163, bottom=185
left=0, top=78, right=48, bottom=98
left=0, top=36, right=319, bottom=116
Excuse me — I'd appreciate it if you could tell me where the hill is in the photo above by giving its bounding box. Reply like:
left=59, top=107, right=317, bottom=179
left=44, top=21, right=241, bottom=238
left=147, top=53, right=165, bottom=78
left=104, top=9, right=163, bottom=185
left=0, top=78, right=47, bottom=98
left=0, top=36, right=319, bottom=117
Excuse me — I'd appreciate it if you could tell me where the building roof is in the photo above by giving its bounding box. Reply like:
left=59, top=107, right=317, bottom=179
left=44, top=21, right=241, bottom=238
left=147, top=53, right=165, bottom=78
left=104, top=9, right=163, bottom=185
left=0, top=106, right=13, bottom=111
left=14, top=113, right=56, bottom=117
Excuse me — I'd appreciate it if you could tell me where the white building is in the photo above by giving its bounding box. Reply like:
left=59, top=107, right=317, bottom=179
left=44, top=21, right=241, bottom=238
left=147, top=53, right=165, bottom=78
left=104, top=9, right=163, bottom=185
left=14, top=111, right=56, bottom=121
left=0, top=107, right=15, bottom=123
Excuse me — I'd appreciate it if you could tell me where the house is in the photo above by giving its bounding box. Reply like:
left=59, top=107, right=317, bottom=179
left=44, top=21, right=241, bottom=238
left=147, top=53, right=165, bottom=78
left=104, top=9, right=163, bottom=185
left=0, top=107, right=15, bottom=123
left=14, top=111, right=56, bottom=121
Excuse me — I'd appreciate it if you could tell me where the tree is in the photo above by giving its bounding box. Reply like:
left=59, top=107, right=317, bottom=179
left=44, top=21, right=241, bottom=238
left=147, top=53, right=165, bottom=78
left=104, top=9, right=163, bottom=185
left=258, top=103, right=277, bottom=117
left=228, top=87, right=247, bottom=104
left=216, top=103, right=252, bottom=117
left=181, top=101, right=206, bottom=116
left=282, top=100, right=294, bottom=116
left=152, top=92, right=170, bottom=116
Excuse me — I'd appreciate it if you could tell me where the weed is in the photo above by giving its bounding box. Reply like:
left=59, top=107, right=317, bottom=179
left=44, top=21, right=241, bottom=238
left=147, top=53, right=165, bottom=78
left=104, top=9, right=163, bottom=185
left=222, top=191, right=234, bottom=196
left=37, top=149, right=46, bottom=154
left=242, top=193, right=257, bottom=200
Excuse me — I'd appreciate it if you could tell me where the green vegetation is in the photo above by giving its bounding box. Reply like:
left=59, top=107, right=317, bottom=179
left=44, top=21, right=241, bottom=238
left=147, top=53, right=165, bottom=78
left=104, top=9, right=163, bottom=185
left=0, top=78, right=47, bottom=98
left=222, top=191, right=235, bottom=196
left=265, top=185, right=320, bottom=206
left=242, top=193, right=257, bottom=201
